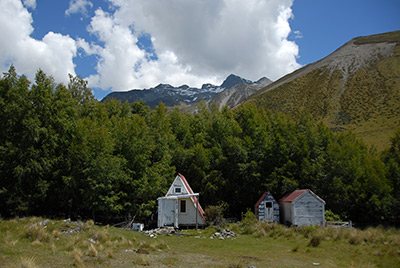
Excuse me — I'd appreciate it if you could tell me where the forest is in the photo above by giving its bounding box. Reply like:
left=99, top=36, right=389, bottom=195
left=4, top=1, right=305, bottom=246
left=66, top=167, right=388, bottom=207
left=0, top=66, right=399, bottom=226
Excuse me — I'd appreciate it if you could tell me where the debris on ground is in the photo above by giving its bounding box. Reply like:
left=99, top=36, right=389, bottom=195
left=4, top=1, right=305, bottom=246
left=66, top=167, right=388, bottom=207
left=210, top=229, right=237, bottom=239
left=143, top=227, right=180, bottom=238
left=61, top=219, right=83, bottom=234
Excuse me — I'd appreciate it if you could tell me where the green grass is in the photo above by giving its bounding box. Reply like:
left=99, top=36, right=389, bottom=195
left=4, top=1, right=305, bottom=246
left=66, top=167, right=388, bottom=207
left=1, top=217, right=399, bottom=267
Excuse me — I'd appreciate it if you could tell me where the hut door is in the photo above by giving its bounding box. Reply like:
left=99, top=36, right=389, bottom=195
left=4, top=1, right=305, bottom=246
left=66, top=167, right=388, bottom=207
left=163, top=199, right=176, bottom=226
left=265, top=202, right=274, bottom=222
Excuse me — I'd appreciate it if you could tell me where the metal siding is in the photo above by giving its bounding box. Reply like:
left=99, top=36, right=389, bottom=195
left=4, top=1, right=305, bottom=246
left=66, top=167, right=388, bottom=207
left=292, top=192, right=325, bottom=226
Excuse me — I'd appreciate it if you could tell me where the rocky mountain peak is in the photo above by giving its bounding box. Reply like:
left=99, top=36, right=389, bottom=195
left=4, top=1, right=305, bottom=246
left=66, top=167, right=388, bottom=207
left=220, top=74, right=252, bottom=89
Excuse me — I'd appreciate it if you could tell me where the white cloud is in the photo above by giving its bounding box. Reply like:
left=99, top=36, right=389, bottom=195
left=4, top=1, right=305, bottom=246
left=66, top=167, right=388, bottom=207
left=0, top=0, right=301, bottom=94
left=22, top=0, right=35, bottom=9
left=0, top=0, right=77, bottom=84
left=83, top=0, right=300, bottom=91
left=65, top=0, right=93, bottom=17
left=294, top=30, right=303, bottom=39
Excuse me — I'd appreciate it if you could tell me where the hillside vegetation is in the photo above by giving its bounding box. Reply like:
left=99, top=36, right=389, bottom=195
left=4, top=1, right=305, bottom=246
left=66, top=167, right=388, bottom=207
left=245, top=31, right=400, bottom=150
left=1, top=66, right=400, bottom=226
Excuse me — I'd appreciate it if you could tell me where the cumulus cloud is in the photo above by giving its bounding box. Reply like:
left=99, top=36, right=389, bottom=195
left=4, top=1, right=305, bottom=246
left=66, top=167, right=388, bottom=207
left=0, top=0, right=301, bottom=93
left=0, top=0, right=77, bottom=84
left=83, top=0, right=300, bottom=91
left=65, top=0, right=93, bottom=17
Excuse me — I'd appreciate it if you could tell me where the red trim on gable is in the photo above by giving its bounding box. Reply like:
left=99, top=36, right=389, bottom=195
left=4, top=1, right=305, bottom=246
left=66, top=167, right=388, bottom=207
left=254, top=192, right=277, bottom=210
left=178, top=173, right=206, bottom=221
left=254, top=192, right=268, bottom=210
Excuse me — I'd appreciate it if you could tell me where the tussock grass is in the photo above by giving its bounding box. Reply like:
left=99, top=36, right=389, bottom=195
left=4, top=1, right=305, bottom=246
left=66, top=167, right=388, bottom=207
left=11, top=256, right=39, bottom=268
left=88, top=243, right=98, bottom=257
left=25, top=224, right=51, bottom=243
left=73, top=248, right=85, bottom=268
left=1, top=217, right=399, bottom=267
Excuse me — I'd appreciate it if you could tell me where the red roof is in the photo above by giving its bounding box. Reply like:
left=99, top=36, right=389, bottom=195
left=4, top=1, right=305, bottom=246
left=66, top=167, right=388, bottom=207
left=280, top=189, right=325, bottom=204
left=254, top=192, right=276, bottom=210
left=178, top=173, right=206, bottom=221
left=280, top=189, right=308, bottom=202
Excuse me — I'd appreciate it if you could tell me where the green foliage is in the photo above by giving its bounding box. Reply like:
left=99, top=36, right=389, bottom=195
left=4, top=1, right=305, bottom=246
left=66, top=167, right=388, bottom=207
left=204, top=204, right=226, bottom=227
left=0, top=66, right=399, bottom=226
left=325, top=209, right=342, bottom=222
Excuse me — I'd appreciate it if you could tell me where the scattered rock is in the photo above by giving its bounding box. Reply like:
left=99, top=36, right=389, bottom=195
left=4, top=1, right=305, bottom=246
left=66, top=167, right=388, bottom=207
left=87, top=238, right=97, bottom=244
left=210, top=229, right=237, bottom=239
left=61, top=220, right=82, bottom=234
left=143, top=227, right=179, bottom=238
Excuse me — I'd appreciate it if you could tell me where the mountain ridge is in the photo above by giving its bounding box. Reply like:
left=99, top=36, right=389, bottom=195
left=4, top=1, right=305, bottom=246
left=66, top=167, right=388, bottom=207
left=101, top=74, right=257, bottom=109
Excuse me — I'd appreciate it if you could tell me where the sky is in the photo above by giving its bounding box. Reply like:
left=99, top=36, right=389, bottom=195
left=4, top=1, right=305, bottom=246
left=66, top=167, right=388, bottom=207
left=0, top=0, right=399, bottom=100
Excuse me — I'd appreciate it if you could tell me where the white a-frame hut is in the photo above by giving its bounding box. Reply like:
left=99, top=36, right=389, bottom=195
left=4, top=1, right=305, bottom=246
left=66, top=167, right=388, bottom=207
left=157, top=173, right=206, bottom=228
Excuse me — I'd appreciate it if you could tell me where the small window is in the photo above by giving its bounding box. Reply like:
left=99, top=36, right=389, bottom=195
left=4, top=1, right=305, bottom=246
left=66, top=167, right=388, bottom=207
left=180, top=200, right=186, bottom=213
left=265, top=202, right=273, bottom=208
left=175, top=187, right=181, bottom=193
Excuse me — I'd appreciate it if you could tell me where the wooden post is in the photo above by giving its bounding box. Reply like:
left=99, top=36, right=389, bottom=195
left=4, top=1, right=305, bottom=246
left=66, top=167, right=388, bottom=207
left=195, top=197, right=198, bottom=230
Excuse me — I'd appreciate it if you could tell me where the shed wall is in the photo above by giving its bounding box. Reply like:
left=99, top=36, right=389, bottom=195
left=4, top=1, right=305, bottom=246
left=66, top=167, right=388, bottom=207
left=257, top=194, right=280, bottom=223
left=292, top=192, right=325, bottom=226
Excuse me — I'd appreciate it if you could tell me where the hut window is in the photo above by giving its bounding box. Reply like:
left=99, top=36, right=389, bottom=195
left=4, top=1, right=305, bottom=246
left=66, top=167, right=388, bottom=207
left=180, top=200, right=186, bottom=213
left=175, top=187, right=181, bottom=193
left=265, top=202, right=272, bottom=208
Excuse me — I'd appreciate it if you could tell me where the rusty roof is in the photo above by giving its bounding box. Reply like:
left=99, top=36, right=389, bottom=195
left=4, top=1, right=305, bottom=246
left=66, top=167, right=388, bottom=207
left=279, top=189, right=325, bottom=204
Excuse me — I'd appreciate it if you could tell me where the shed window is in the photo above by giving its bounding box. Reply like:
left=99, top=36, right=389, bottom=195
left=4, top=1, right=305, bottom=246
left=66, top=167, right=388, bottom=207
left=265, top=202, right=272, bottom=208
left=180, top=200, right=186, bottom=213
left=175, top=187, right=181, bottom=193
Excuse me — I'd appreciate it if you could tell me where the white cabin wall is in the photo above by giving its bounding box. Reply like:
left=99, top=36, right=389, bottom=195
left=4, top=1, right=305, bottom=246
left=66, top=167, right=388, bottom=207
left=166, top=176, right=189, bottom=196
left=178, top=198, right=205, bottom=225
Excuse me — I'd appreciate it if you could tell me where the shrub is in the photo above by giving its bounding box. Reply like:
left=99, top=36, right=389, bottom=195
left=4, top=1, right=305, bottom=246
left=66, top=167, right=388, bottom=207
left=239, top=210, right=257, bottom=234
left=325, top=209, right=342, bottom=222
left=296, top=226, right=318, bottom=238
left=309, top=234, right=322, bottom=247
left=205, top=205, right=227, bottom=227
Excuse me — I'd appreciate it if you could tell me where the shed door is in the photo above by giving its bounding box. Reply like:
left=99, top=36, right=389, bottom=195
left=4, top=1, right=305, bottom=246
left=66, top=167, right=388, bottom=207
left=163, top=199, right=177, bottom=226
left=265, top=202, right=274, bottom=222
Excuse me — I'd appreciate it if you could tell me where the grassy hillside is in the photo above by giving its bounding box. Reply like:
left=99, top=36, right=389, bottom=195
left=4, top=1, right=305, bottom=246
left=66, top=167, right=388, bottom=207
left=1, top=217, right=399, bottom=267
left=245, top=31, right=400, bottom=150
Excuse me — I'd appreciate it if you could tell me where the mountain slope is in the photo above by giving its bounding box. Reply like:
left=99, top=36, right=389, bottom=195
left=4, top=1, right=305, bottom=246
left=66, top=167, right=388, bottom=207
left=244, top=31, right=400, bottom=150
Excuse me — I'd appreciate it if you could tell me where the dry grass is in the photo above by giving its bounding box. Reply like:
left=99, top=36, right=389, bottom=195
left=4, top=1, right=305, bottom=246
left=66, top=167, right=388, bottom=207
left=73, top=248, right=85, bottom=268
left=1, top=217, right=399, bottom=267
left=88, top=243, right=98, bottom=257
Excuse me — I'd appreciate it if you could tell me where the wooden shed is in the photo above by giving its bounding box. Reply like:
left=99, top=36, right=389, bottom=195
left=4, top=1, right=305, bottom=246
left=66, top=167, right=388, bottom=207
left=254, top=192, right=280, bottom=223
left=157, top=173, right=206, bottom=228
left=279, top=189, right=325, bottom=227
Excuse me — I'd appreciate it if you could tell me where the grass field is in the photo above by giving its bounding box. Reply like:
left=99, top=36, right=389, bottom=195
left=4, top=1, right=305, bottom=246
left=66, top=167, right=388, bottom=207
left=0, top=217, right=399, bottom=267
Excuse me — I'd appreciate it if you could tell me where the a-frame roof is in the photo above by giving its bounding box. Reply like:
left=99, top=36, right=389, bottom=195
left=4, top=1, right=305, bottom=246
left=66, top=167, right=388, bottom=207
left=166, top=173, right=205, bottom=221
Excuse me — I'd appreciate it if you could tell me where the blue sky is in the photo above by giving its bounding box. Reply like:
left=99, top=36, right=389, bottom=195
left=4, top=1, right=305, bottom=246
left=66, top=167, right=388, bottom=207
left=0, top=0, right=399, bottom=100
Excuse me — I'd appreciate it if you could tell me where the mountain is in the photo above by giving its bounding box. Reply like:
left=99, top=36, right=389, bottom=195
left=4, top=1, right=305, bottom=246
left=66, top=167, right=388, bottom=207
left=210, top=77, right=272, bottom=109
left=243, top=31, right=400, bottom=150
left=101, top=74, right=254, bottom=109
